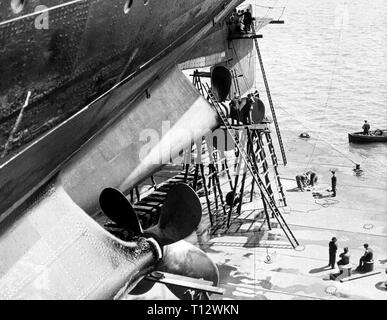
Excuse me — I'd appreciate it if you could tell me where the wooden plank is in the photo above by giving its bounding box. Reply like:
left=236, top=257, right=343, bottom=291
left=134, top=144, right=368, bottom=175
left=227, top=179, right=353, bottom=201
left=152, top=191, right=168, bottom=196
left=169, top=178, right=193, bottom=182
left=157, top=186, right=173, bottom=191
left=145, top=272, right=224, bottom=295
left=227, top=223, right=240, bottom=233
left=175, top=173, right=196, bottom=177
left=229, top=34, right=263, bottom=40
left=220, top=124, right=270, bottom=130
left=189, top=71, right=211, bottom=78
left=137, top=201, right=162, bottom=207
left=340, top=271, right=381, bottom=283
left=133, top=205, right=155, bottom=211
left=143, top=196, right=165, bottom=202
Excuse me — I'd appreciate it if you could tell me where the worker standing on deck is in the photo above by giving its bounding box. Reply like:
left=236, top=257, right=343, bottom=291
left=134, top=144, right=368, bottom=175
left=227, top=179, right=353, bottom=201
left=329, top=237, right=338, bottom=269
left=331, top=170, right=337, bottom=197
left=362, top=120, right=370, bottom=135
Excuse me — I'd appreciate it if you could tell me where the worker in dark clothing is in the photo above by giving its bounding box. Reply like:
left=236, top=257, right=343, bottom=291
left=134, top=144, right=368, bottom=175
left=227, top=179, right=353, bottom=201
left=240, top=94, right=253, bottom=124
left=305, top=170, right=318, bottom=186
left=237, top=10, right=244, bottom=32
left=337, top=247, right=350, bottom=273
left=253, top=90, right=260, bottom=100
left=295, top=174, right=307, bottom=191
left=357, top=243, right=373, bottom=270
left=328, top=237, right=338, bottom=269
left=362, top=120, right=370, bottom=135
left=242, top=9, right=253, bottom=33
left=331, top=170, right=337, bottom=197
left=385, top=268, right=387, bottom=289
left=229, top=94, right=240, bottom=125
left=231, top=14, right=242, bottom=33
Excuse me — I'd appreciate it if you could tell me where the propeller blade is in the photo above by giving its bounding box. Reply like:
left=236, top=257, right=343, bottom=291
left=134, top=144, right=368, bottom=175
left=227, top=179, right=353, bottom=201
left=99, top=187, right=142, bottom=235
left=127, top=276, right=156, bottom=296
left=144, top=183, right=202, bottom=246
left=99, top=183, right=212, bottom=299
left=251, top=99, right=265, bottom=123
left=158, top=240, right=219, bottom=300
left=129, top=240, right=219, bottom=299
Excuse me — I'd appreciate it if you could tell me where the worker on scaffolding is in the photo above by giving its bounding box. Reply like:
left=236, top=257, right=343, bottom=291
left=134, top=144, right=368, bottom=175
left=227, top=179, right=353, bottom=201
left=228, top=9, right=243, bottom=34
left=253, top=90, right=260, bottom=100
left=229, top=93, right=241, bottom=125
left=241, top=8, right=253, bottom=33
left=240, top=94, right=253, bottom=124
left=238, top=9, right=244, bottom=21
left=228, top=10, right=237, bottom=32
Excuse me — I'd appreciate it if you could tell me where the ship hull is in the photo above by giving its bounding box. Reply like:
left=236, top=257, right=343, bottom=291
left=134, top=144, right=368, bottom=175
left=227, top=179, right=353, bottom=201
left=0, top=0, right=243, bottom=220
left=0, top=0, right=241, bottom=157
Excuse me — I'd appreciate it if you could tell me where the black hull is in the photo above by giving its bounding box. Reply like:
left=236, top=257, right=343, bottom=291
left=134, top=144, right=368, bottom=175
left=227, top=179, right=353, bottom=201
left=0, top=0, right=242, bottom=220
left=348, top=131, right=387, bottom=143
left=0, top=0, right=240, bottom=159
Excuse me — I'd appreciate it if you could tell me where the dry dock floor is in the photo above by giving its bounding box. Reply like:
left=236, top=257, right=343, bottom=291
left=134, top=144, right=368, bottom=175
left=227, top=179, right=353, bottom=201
left=202, top=119, right=387, bottom=300
left=128, top=116, right=387, bottom=300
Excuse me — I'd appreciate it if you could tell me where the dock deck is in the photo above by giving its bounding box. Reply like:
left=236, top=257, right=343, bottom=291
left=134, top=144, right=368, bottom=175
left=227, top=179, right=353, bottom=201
left=115, top=117, right=387, bottom=300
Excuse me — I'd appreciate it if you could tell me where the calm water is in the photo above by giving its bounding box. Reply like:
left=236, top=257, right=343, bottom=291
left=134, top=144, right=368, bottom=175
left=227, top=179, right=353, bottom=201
left=253, top=0, right=387, bottom=178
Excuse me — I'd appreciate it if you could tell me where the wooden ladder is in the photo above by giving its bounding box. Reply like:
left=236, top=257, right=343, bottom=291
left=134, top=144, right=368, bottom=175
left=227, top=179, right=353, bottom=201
left=204, top=83, right=298, bottom=248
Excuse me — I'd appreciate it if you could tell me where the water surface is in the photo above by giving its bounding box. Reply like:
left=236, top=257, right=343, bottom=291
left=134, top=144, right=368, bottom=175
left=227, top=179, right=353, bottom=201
left=254, top=0, right=387, bottom=179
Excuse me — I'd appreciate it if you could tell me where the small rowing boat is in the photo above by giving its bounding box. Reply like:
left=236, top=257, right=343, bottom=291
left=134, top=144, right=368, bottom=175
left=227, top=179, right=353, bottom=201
left=348, top=129, right=387, bottom=143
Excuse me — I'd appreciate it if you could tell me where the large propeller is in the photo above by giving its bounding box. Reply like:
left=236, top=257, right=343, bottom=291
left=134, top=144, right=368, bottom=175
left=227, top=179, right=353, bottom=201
left=100, top=187, right=143, bottom=235
left=157, top=240, right=219, bottom=300
left=143, top=183, right=202, bottom=246
left=99, top=183, right=219, bottom=299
